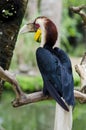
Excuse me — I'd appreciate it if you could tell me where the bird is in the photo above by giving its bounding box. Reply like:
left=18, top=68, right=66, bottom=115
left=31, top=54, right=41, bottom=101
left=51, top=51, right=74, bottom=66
left=20, top=16, right=74, bottom=130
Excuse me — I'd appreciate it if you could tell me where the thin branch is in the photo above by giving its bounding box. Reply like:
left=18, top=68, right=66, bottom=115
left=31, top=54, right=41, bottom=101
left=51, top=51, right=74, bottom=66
left=12, top=91, right=51, bottom=107
left=74, top=90, right=86, bottom=103
left=0, top=67, right=25, bottom=99
left=12, top=90, right=86, bottom=107
left=74, top=52, right=86, bottom=103
left=80, top=52, right=86, bottom=65
left=70, top=5, right=86, bottom=25
left=70, top=5, right=86, bottom=13
left=75, top=53, right=86, bottom=89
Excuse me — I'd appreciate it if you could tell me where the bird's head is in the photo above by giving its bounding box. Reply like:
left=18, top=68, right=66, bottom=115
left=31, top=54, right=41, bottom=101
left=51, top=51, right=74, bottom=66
left=20, top=16, right=58, bottom=47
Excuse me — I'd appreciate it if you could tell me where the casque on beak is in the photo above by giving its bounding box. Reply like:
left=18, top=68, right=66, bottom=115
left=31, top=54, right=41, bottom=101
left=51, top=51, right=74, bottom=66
left=19, top=23, right=36, bottom=34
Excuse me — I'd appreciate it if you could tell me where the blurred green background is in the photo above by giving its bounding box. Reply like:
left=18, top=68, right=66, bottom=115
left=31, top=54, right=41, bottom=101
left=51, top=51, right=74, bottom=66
left=0, top=0, right=86, bottom=130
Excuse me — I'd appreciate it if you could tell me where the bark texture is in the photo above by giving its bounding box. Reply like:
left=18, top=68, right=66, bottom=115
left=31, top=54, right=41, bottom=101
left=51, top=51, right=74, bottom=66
left=0, top=0, right=28, bottom=96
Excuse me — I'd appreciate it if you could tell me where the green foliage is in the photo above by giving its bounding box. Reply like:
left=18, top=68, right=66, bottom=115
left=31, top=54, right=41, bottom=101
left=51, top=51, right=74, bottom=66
left=4, top=75, right=43, bottom=92
left=73, top=70, right=80, bottom=87
left=63, top=0, right=86, bottom=7
left=61, top=9, right=77, bottom=37
left=71, top=44, right=86, bottom=56
left=17, top=75, right=43, bottom=91
left=61, top=8, right=83, bottom=54
left=4, top=72, right=80, bottom=92
left=0, top=92, right=55, bottom=130
left=73, top=102, right=86, bottom=130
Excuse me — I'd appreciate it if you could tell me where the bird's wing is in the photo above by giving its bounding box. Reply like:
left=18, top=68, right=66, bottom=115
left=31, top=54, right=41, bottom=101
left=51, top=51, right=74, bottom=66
left=36, top=47, right=69, bottom=111
left=53, top=47, right=74, bottom=106
left=54, top=47, right=72, bottom=69
left=43, top=78, right=69, bottom=111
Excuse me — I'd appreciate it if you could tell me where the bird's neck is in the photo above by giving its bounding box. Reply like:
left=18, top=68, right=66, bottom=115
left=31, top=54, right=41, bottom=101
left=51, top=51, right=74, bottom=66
left=39, top=22, right=46, bottom=47
left=40, top=27, right=56, bottom=48
left=40, top=29, right=53, bottom=49
left=44, top=44, right=53, bottom=51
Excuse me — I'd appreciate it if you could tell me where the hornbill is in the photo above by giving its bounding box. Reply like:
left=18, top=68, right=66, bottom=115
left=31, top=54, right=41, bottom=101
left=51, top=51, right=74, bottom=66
left=20, top=16, right=74, bottom=130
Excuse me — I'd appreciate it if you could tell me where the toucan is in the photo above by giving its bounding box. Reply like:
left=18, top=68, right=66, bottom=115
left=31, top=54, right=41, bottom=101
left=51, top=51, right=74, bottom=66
left=20, top=16, right=74, bottom=130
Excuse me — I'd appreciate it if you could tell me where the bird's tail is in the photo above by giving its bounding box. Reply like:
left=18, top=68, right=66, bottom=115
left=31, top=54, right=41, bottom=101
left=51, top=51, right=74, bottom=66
left=54, top=103, right=73, bottom=130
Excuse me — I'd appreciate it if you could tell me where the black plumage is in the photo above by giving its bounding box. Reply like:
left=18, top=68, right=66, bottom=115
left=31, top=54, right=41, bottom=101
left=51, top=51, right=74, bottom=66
left=36, top=45, right=74, bottom=111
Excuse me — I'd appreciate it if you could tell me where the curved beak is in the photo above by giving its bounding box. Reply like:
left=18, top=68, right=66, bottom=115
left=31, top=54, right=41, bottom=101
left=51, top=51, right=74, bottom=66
left=19, top=23, right=36, bottom=34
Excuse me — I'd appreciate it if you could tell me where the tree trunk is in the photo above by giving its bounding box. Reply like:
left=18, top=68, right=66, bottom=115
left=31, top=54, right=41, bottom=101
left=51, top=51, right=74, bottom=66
left=0, top=0, right=28, bottom=96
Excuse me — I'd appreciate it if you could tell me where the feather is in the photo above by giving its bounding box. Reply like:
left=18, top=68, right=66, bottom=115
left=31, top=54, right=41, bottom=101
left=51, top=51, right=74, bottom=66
left=54, top=103, right=73, bottom=130
left=36, top=47, right=74, bottom=107
left=53, top=47, right=74, bottom=106
left=43, top=79, right=69, bottom=111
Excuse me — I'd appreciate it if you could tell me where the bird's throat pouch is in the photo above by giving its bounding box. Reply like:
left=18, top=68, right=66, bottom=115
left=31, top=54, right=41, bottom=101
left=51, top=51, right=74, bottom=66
left=34, top=29, right=41, bottom=43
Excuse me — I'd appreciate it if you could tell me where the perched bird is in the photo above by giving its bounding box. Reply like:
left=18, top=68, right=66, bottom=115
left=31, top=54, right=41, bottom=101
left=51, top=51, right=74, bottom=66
left=20, top=16, right=74, bottom=130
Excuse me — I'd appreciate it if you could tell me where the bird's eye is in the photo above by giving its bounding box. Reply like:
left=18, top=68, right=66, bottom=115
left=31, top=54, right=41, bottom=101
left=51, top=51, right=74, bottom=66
left=35, top=23, right=40, bottom=29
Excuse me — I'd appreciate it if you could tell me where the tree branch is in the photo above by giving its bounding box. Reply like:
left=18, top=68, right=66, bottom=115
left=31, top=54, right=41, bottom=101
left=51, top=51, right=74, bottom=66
left=0, top=59, right=86, bottom=107
left=0, top=66, right=51, bottom=107
left=74, top=52, right=86, bottom=103
left=0, top=67, right=24, bottom=99
left=70, top=5, right=86, bottom=26
left=75, top=52, right=86, bottom=89
left=12, top=91, right=52, bottom=107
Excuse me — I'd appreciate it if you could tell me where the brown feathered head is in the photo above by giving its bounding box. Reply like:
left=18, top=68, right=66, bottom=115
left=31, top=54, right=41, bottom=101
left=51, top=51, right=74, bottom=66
left=20, top=16, right=58, bottom=47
